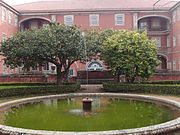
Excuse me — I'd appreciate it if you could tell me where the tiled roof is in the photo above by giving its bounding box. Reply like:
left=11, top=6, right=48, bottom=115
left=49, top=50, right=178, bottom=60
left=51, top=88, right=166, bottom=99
left=13, top=0, right=179, bottom=13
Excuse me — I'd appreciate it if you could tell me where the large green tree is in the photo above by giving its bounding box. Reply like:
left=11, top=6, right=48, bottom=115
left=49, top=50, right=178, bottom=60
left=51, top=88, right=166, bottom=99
left=1, top=24, right=85, bottom=84
left=102, top=30, right=160, bottom=83
left=84, top=29, right=115, bottom=59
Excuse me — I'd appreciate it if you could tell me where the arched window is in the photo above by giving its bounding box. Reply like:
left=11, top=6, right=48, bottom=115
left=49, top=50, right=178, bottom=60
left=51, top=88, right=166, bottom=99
left=157, top=54, right=167, bottom=70
left=87, top=61, right=103, bottom=71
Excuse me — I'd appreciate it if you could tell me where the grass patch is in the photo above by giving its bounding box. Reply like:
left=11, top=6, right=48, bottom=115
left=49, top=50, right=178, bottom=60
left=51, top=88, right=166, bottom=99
left=0, top=86, right=36, bottom=89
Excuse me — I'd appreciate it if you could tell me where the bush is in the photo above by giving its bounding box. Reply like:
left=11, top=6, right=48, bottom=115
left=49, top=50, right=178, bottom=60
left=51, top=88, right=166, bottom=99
left=0, top=82, right=55, bottom=86
left=103, top=83, right=180, bottom=95
left=0, top=83, right=80, bottom=97
left=144, top=80, right=180, bottom=84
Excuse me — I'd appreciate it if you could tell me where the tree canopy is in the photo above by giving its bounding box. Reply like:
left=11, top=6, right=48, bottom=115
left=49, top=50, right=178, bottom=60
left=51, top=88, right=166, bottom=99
left=1, top=24, right=85, bottom=84
left=102, top=30, right=160, bottom=83
left=83, top=29, right=115, bottom=60
left=1, top=25, right=160, bottom=84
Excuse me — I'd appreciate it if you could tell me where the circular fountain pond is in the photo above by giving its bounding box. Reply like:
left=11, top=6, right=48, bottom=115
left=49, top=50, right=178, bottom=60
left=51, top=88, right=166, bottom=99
left=0, top=93, right=180, bottom=135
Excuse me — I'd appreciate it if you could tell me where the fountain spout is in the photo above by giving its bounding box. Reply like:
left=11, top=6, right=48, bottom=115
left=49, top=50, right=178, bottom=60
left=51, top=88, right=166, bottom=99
left=82, top=97, right=93, bottom=112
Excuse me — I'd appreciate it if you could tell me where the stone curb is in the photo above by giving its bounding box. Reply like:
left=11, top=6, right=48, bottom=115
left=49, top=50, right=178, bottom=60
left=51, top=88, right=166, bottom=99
left=0, top=93, right=180, bottom=135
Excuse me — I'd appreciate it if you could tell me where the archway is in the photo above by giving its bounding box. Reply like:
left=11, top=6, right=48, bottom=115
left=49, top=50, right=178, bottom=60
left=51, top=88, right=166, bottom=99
left=87, top=61, right=103, bottom=71
left=158, top=54, right=167, bottom=70
left=19, top=17, right=51, bottom=30
left=137, top=15, right=170, bottom=31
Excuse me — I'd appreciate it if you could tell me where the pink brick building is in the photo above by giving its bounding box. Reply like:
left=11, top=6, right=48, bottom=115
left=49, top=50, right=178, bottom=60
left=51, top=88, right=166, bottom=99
left=1, top=0, right=180, bottom=79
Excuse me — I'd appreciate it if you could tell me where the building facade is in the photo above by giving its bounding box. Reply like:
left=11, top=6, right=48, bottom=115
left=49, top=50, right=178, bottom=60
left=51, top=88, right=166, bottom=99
left=1, top=0, right=180, bottom=79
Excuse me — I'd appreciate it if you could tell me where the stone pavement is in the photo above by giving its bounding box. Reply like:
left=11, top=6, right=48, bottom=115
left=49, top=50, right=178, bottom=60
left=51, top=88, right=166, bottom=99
left=80, top=85, right=103, bottom=93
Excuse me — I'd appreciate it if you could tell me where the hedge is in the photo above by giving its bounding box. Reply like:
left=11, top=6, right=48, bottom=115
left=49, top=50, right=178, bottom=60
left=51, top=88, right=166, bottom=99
left=0, top=82, right=55, bottom=86
left=0, top=83, right=80, bottom=97
left=144, top=80, right=180, bottom=84
left=0, top=82, right=78, bottom=86
left=103, top=83, right=180, bottom=95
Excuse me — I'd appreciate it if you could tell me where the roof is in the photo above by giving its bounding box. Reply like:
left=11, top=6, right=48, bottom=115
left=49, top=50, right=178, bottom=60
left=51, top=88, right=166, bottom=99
left=0, top=0, right=19, bottom=14
left=13, top=0, right=179, bottom=13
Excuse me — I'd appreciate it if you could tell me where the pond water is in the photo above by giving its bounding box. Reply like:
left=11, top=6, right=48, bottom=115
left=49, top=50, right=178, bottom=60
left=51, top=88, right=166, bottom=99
left=2, top=97, right=179, bottom=131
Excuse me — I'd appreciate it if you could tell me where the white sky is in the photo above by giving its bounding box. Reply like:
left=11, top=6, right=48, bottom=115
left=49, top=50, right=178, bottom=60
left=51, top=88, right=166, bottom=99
left=3, top=0, right=42, bottom=6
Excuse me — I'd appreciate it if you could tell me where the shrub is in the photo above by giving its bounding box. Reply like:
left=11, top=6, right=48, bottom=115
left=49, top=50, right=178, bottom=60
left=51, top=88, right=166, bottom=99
left=0, top=82, right=55, bottom=86
left=103, top=83, right=180, bottom=95
left=144, top=80, right=180, bottom=84
left=0, top=83, right=80, bottom=97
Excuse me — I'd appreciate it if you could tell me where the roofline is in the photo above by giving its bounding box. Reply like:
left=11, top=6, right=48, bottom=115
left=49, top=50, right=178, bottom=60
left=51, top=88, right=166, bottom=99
left=17, top=8, right=171, bottom=15
left=19, top=11, right=170, bottom=16
left=0, top=0, right=19, bottom=14
left=170, top=1, right=180, bottom=11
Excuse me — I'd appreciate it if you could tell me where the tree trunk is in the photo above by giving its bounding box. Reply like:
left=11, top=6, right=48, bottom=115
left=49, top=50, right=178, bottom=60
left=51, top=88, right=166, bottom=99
left=62, top=70, right=69, bottom=83
left=56, top=65, right=63, bottom=85
left=130, top=77, right=135, bottom=83
left=116, top=74, right=120, bottom=83
left=125, top=74, right=136, bottom=83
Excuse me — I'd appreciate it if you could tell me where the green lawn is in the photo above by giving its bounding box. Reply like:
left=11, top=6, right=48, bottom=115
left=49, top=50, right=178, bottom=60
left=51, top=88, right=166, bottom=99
left=0, top=86, right=34, bottom=89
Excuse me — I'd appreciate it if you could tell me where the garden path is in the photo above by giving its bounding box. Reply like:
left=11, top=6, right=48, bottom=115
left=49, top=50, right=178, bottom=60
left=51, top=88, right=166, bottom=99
left=80, top=85, right=103, bottom=93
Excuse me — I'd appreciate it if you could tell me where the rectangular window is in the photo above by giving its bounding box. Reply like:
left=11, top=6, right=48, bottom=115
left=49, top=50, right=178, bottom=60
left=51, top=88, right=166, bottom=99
left=173, top=10, right=176, bottom=23
left=51, top=15, right=56, bottom=23
left=178, top=61, right=180, bottom=71
left=115, top=14, right=125, bottom=26
left=2, top=33, right=7, bottom=42
left=8, top=11, right=12, bottom=24
left=173, top=36, right=176, bottom=47
left=43, top=63, right=49, bottom=70
left=68, top=69, right=74, bottom=76
left=89, top=14, right=99, bottom=26
left=167, top=36, right=170, bottom=47
left=2, top=61, right=7, bottom=74
left=173, top=60, right=176, bottom=70
left=177, top=7, right=180, bottom=21
left=179, top=34, right=180, bottom=46
left=167, top=61, right=172, bottom=70
left=14, top=15, right=18, bottom=26
left=64, top=15, right=74, bottom=26
left=2, top=8, right=6, bottom=22
left=151, top=18, right=161, bottom=28
left=179, top=60, right=180, bottom=71
left=152, top=37, right=161, bottom=47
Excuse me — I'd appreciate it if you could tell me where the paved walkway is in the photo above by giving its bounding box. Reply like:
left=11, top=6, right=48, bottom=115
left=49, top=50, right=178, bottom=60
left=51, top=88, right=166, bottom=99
left=80, top=85, right=103, bottom=93
left=80, top=85, right=180, bottom=102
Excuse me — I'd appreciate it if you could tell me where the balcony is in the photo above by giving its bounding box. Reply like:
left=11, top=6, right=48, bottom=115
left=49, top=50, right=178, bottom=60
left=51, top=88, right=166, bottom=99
left=138, top=16, right=170, bottom=35
left=20, top=18, right=50, bottom=31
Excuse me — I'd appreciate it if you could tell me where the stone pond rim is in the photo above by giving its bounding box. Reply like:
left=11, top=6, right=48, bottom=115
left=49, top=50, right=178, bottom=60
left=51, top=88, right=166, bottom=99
left=0, top=93, right=180, bottom=135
